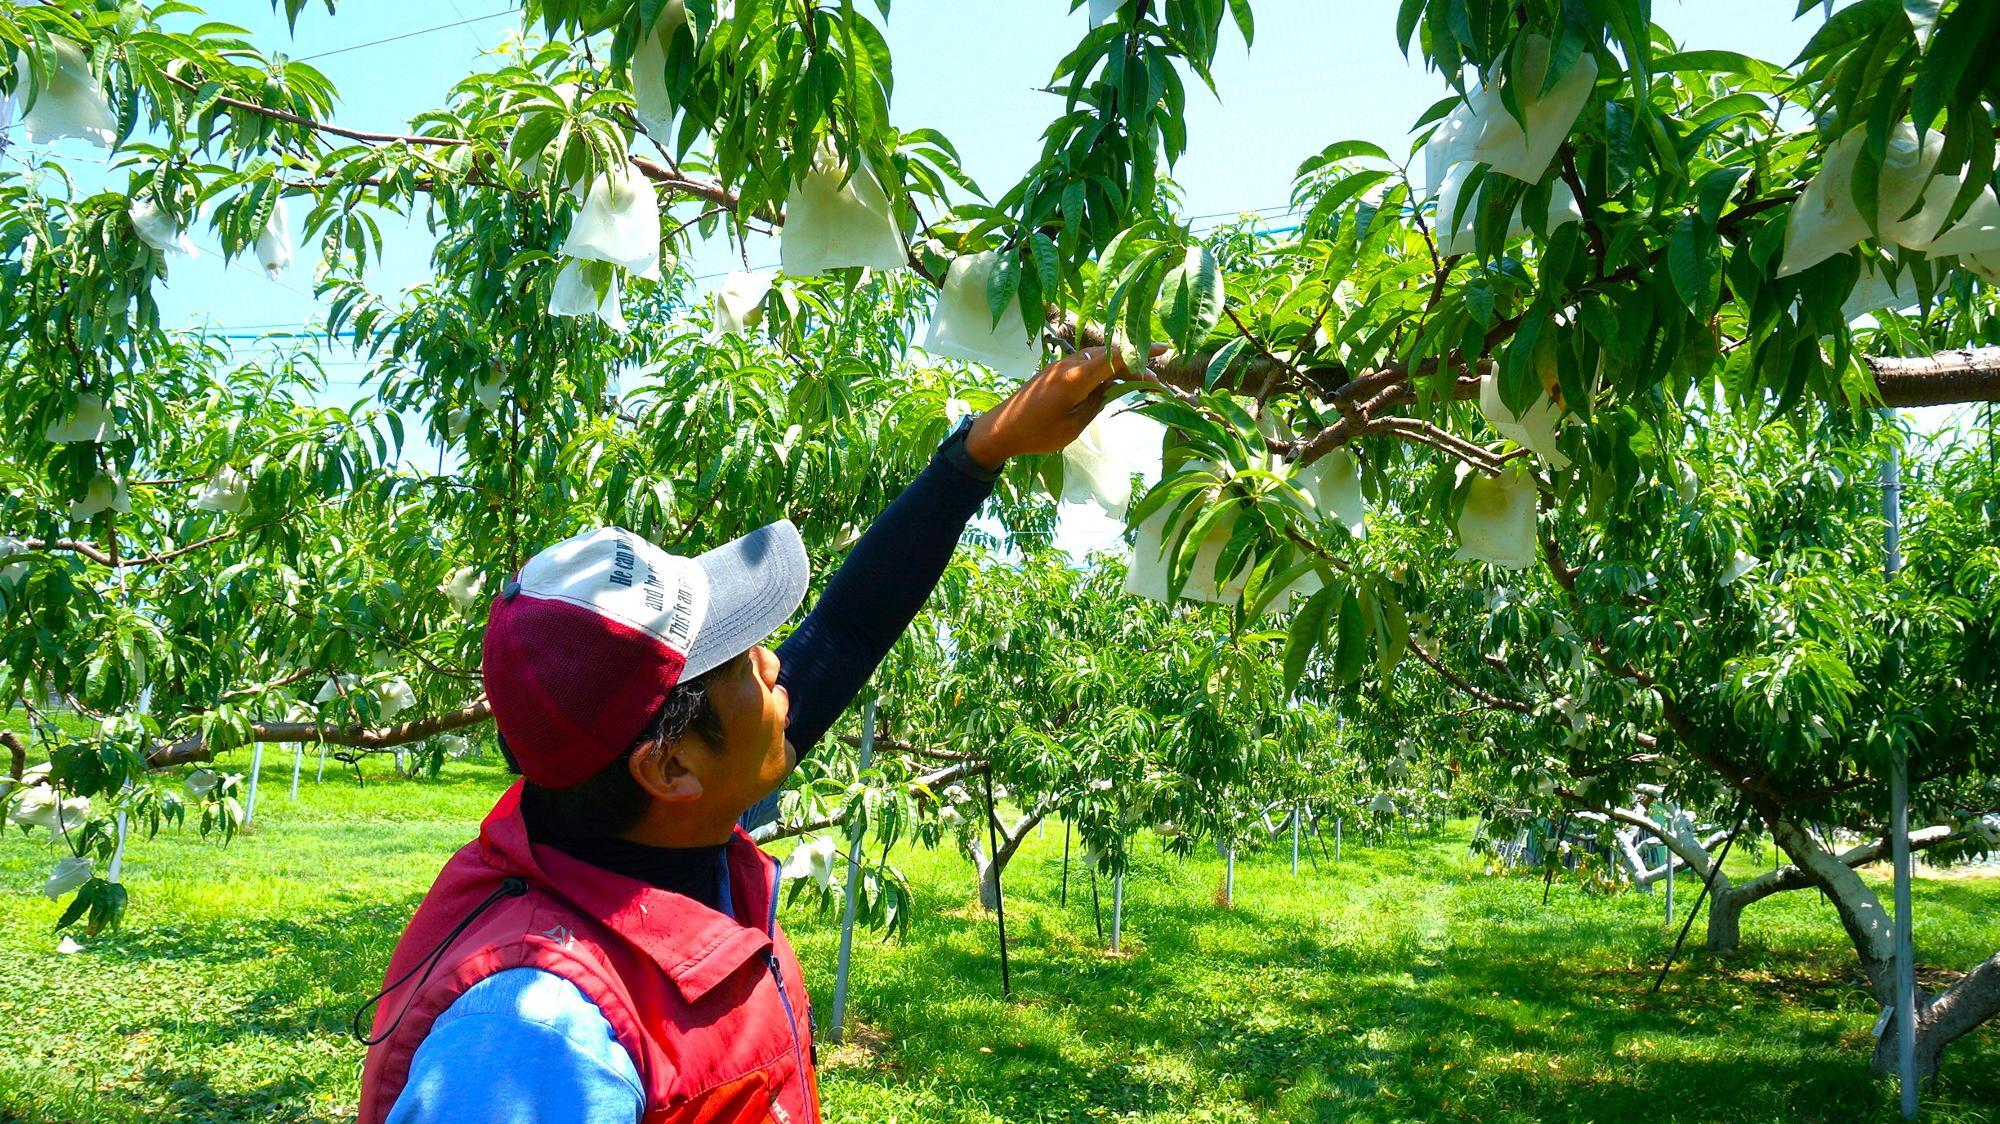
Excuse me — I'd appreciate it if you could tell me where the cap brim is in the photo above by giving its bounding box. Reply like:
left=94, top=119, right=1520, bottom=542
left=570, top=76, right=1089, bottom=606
left=684, top=519, right=810, bottom=679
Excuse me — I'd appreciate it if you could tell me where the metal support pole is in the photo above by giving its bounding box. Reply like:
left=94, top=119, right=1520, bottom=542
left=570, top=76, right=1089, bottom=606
left=244, top=741, right=265, bottom=825
left=827, top=697, right=876, bottom=1045
left=1111, top=872, right=1124, bottom=952
left=290, top=745, right=303, bottom=803
left=1335, top=816, right=1342, bottom=861
left=1224, top=846, right=1235, bottom=908
left=315, top=742, right=326, bottom=783
left=1883, top=419, right=1917, bottom=1120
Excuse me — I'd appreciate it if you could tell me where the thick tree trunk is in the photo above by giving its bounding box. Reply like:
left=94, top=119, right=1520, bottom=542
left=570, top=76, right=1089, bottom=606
left=1766, top=816, right=2000, bottom=1080
left=1771, top=819, right=1898, bottom=1001
left=966, top=802, right=1051, bottom=912
left=1876, top=951, right=2000, bottom=1080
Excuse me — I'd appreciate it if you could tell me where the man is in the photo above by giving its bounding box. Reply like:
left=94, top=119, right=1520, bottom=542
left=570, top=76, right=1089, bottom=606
left=355, top=347, right=1142, bottom=1123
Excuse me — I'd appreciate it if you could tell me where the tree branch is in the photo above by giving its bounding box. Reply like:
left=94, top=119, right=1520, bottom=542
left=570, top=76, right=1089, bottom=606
left=22, top=531, right=241, bottom=569
left=146, top=700, right=492, bottom=768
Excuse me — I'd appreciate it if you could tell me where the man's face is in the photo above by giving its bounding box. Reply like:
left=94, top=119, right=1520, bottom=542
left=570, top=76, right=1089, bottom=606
left=684, top=644, right=794, bottom=815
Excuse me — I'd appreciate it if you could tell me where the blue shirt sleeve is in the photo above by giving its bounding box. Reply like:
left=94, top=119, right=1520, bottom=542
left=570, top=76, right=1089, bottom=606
left=386, top=968, right=645, bottom=1124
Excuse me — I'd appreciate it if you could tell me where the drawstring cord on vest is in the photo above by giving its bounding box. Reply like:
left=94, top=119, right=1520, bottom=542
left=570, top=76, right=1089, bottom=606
left=350, top=876, right=529, bottom=1046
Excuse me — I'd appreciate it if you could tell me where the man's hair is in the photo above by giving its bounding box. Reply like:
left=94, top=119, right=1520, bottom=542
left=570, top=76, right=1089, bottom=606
left=509, top=666, right=730, bottom=841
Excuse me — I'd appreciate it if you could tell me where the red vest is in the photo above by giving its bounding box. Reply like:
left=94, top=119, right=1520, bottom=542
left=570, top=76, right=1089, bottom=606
left=357, top=782, right=821, bottom=1124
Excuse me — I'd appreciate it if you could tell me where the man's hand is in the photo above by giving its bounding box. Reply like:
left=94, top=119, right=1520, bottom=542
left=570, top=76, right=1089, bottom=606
left=963, top=345, right=1165, bottom=471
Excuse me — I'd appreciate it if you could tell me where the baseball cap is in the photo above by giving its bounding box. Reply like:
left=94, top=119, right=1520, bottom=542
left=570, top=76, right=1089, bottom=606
left=482, top=522, right=809, bottom=788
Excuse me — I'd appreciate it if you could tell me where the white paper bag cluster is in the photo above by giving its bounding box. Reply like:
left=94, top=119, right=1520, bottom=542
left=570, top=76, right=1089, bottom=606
left=780, top=152, right=908, bottom=277
left=1780, top=122, right=2000, bottom=278
left=549, top=164, right=661, bottom=333
left=20, top=38, right=116, bottom=147
left=1453, top=462, right=1538, bottom=568
left=1478, top=371, right=1569, bottom=468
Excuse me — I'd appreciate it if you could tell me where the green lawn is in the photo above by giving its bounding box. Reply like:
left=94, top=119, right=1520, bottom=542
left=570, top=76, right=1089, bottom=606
left=2, top=747, right=1996, bottom=1123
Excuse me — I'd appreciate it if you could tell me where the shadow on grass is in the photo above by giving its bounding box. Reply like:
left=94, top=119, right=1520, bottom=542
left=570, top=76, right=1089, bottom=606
left=801, top=835, right=1999, bottom=1124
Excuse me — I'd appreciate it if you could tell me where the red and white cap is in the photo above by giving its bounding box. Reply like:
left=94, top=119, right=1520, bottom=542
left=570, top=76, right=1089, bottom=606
left=481, top=522, right=809, bottom=788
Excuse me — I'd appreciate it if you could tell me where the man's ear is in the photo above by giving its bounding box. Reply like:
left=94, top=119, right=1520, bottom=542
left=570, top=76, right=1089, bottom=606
left=627, top=739, right=704, bottom=803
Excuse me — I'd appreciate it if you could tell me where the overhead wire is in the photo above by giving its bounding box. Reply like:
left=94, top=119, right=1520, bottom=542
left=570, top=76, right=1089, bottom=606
left=295, top=9, right=517, bottom=63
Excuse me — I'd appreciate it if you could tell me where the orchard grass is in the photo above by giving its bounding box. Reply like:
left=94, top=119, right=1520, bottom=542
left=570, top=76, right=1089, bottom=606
left=2, top=748, right=1995, bottom=1122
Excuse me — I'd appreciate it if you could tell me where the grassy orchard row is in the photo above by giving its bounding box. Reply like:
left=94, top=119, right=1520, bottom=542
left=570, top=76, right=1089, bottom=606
left=4, top=750, right=1996, bottom=1122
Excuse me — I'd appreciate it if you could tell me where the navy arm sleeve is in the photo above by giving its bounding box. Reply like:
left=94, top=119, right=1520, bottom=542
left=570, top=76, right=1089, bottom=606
left=738, top=452, right=994, bottom=834
left=777, top=452, right=995, bottom=753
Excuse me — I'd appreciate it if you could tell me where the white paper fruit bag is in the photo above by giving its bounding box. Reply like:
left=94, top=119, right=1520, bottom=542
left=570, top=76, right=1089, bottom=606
left=923, top=251, right=1042, bottom=381
left=1478, top=371, right=1569, bottom=468
left=1464, top=34, right=1599, bottom=183
left=561, top=165, right=662, bottom=280
left=21, top=38, right=116, bottom=147
left=780, top=152, right=908, bottom=276
left=1061, top=403, right=1163, bottom=518
left=710, top=270, right=775, bottom=339
left=1453, top=463, right=1538, bottom=568
left=44, top=394, right=118, bottom=444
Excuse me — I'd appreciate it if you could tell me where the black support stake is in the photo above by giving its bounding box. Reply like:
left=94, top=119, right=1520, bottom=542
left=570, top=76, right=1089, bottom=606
left=1651, top=797, right=1753, bottom=994
left=982, top=769, right=1012, bottom=1000
left=1542, top=811, right=1573, bottom=906
left=1060, top=822, right=1071, bottom=907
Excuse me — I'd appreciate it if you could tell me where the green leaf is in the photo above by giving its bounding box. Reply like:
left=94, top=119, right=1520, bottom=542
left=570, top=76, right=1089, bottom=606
left=1295, top=139, right=1391, bottom=180
left=1028, top=232, right=1060, bottom=294
left=986, top=250, right=1021, bottom=329
left=1332, top=583, right=1369, bottom=685
left=1228, top=0, right=1255, bottom=45
left=1370, top=576, right=1409, bottom=678
left=1283, top=582, right=1339, bottom=690
left=1668, top=214, right=1719, bottom=315
left=1205, top=336, right=1251, bottom=390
